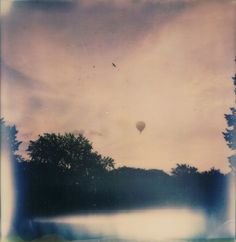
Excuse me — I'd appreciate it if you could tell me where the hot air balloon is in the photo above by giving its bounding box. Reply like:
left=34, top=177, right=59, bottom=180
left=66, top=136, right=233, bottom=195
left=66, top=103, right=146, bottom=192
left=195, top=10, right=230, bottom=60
left=136, top=121, right=146, bottom=133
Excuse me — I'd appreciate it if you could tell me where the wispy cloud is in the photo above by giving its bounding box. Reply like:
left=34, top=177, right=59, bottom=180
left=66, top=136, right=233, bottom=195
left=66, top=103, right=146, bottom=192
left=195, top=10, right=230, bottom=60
left=1, top=61, right=45, bottom=89
left=1, top=0, right=235, bottom=172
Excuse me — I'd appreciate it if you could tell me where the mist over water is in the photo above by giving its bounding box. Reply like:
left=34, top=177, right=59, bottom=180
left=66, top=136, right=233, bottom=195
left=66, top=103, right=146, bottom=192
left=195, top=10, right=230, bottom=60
left=35, top=207, right=233, bottom=241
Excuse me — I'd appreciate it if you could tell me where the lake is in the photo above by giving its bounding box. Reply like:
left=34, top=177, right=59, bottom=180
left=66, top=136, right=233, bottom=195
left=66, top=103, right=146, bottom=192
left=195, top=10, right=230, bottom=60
left=35, top=207, right=234, bottom=241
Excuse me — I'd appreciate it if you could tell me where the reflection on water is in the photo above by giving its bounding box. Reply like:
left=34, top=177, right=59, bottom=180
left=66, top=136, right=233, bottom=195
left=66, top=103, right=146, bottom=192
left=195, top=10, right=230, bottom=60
left=35, top=207, right=236, bottom=241
left=37, top=208, right=208, bottom=240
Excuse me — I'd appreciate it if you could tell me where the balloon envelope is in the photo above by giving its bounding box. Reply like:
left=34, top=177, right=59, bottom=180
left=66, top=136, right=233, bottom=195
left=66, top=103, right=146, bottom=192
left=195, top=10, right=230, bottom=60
left=136, top=121, right=146, bottom=133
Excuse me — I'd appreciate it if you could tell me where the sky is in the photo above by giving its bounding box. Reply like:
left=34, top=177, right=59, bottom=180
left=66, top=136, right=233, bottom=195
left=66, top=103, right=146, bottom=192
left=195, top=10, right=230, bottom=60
left=1, top=0, right=236, bottom=172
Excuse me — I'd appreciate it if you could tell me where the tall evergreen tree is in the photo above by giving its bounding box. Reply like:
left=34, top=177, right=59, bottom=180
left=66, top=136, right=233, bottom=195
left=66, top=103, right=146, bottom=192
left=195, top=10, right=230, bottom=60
left=0, top=118, right=22, bottom=161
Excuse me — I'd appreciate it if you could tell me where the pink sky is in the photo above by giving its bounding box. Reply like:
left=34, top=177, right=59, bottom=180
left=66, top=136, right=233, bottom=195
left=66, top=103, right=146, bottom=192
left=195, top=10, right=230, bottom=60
left=1, top=0, right=236, bottom=172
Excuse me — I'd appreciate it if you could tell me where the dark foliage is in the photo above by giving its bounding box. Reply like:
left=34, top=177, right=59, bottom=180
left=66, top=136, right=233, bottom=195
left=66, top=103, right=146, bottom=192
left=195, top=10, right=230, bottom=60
left=0, top=118, right=22, bottom=159
left=223, top=61, right=236, bottom=170
left=8, top=131, right=227, bottom=219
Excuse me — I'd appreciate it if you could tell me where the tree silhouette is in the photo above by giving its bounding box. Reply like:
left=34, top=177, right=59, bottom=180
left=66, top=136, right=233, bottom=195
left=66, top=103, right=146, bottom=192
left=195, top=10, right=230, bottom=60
left=27, top=133, right=115, bottom=173
left=202, top=167, right=224, bottom=177
left=223, top=58, right=236, bottom=171
left=171, top=163, right=199, bottom=176
left=223, top=106, right=236, bottom=171
left=18, top=132, right=116, bottom=218
left=0, top=118, right=22, bottom=160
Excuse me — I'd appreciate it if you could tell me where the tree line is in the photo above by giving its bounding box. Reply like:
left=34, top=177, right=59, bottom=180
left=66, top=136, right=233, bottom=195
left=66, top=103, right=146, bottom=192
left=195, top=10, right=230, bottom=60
left=0, top=118, right=229, bottom=220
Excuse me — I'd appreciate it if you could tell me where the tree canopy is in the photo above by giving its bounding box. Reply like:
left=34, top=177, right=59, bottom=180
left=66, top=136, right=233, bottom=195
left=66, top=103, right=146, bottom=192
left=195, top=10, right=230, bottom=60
left=27, top=132, right=115, bottom=173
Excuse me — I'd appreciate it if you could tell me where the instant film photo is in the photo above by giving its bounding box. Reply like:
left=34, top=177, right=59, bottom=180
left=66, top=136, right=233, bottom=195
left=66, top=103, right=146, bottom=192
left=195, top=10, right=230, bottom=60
left=1, top=0, right=236, bottom=241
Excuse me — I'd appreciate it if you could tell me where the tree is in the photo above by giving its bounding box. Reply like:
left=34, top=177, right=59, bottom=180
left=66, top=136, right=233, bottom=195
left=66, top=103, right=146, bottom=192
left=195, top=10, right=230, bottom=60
left=27, top=132, right=115, bottom=173
left=202, top=167, right=224, bottom=177
left=23, top=132, right=115, bottom=216
left=171, top=163, right=199, bottom=176
left=223, top=106, right=236, bottom=171
left=223, top=57, right=236, bottom=171
left=0, top=118, right=22, bottom=161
